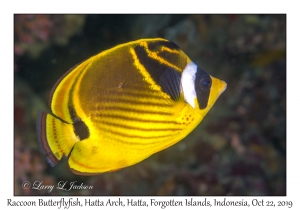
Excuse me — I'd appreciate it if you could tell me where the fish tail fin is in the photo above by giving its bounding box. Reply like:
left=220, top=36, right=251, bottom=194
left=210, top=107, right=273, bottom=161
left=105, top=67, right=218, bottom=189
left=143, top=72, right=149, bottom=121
left=36, top=110, right=79, bottom=167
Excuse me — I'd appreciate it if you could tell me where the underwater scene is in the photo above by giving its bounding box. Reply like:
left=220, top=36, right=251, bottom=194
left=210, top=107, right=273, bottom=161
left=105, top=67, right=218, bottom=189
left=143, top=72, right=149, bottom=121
left=14, top=14, right=286, bottom=196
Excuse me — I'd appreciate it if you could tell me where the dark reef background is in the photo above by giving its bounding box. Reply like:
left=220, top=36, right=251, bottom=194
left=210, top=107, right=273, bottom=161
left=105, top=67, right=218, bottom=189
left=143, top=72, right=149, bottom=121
left=14, top=14, right=286, bottom=195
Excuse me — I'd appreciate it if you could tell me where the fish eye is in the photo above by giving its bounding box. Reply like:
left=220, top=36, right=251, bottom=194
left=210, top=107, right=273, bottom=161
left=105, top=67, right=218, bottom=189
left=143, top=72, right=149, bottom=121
left=199, top=76, right=211, bottom=90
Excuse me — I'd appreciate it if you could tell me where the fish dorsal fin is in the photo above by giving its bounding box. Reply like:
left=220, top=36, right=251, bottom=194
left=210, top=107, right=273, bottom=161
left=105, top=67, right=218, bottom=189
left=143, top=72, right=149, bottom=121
left=159, top=68, right=182, bottom=101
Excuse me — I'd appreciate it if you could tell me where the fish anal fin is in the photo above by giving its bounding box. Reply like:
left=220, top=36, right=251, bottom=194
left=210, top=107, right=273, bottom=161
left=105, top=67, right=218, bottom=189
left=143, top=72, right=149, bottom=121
left=69, top=168, right=104, bottom=176
left=68, top=139, right=131, bottom=175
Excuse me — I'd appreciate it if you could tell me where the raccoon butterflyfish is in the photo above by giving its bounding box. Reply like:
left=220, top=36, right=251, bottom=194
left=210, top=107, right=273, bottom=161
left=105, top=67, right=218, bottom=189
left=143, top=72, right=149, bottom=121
left=36, top=38, right=227, bottom=175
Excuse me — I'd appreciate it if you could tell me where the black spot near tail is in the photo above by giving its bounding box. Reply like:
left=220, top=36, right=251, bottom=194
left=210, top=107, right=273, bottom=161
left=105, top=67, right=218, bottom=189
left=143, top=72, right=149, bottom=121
left=73, top=120, right=90, bottom=140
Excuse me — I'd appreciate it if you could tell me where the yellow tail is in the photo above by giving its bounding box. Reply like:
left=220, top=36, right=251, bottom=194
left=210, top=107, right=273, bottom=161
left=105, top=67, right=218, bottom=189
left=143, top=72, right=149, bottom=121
left=36, top=110, right=79, bottom=166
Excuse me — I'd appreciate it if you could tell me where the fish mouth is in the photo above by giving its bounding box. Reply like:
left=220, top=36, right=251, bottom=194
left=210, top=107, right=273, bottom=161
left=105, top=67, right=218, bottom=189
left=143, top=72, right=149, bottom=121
left=219, top=80, right=227, bottom=95
left=210, top=76, right=227, bottom=96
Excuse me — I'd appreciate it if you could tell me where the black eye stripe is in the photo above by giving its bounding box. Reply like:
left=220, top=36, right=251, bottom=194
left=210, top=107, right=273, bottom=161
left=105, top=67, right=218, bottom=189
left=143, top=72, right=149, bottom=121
left=199, top=75, right=212, bottom=90
left=195, top=68, right=211, bottom=109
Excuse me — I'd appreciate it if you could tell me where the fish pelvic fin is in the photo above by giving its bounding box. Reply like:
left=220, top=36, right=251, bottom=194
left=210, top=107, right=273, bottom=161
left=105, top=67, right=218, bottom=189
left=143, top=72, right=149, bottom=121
left=36, top=110, right=80, bottom=167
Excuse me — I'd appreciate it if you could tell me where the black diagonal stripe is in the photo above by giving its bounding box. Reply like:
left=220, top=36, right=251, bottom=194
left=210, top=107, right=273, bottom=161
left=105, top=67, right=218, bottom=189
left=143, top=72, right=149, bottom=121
left=68, top=66, right=90, bottom=140
left=148, top=40, right=187, bottom=70
left=148, top=40, right=180, bottom=51
left=135, top=45, right=167, bottom=82
left=134, top=45, right=182, bottom=101
left=195, top=67, right=211, bottom=109
left=159, top=67, right=181, bottom=101
left=157, top=51, right=187, bottom=70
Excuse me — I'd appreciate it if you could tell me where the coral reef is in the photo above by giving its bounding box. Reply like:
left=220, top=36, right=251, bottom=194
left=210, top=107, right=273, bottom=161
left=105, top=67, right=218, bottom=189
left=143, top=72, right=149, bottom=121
left=14, top=14, right=86, bottom=71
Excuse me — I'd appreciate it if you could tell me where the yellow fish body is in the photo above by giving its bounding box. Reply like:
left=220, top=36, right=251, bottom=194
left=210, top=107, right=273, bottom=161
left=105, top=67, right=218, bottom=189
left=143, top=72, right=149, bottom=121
left=36, top=38, right=226, bottom=175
